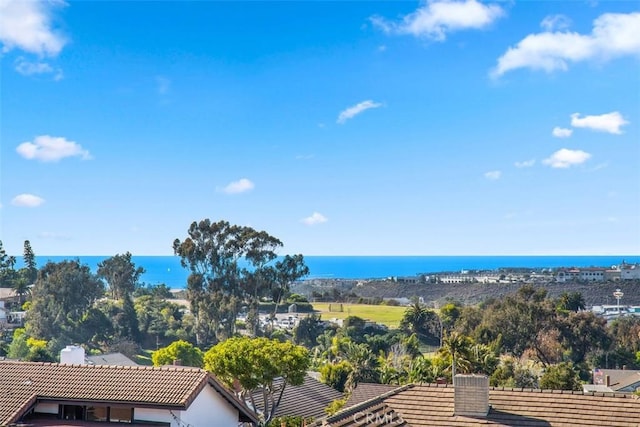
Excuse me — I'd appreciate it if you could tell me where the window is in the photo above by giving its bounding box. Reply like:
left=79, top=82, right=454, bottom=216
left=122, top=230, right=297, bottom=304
left=87, top=406, right=108, bottom=422
left=109, top=407, right=133, bottom=423
left=59, top=405, right=133, bottom=423
left=62, top=405, right=84, bottom=420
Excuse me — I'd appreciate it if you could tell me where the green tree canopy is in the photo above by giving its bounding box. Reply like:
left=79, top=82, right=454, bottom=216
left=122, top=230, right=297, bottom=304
left=0, top=240, right=17, bottom=289
left=152, top=340, right=204, bottom=368
left=26, top=260, right=104, bottom=352
left=400, top=301, right=441, bottom=346
left=97, top=252, right=145, bottom=300
left=204, top=336, right=310, bottom=425
left=539, top=362, right=582, bottom=391
left=173, top=219, right=308, bottom=345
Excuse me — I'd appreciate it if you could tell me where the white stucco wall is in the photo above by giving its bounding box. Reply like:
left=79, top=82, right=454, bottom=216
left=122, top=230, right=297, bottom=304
left=179, top=383, right=239, bottom=427
left=134, top=407, right=175, bottom=426
left=134, top=385, right=239, bottom=427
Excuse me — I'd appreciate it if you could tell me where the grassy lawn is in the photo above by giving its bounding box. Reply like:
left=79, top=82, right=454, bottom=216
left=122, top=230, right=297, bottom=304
left=134, top=349, right=154, bottom=366
left=311, top=302, right=406, bottom=328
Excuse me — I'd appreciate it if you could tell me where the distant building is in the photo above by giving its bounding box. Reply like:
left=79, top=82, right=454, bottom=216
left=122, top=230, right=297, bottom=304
left=621, top=263, right=640, bottom=280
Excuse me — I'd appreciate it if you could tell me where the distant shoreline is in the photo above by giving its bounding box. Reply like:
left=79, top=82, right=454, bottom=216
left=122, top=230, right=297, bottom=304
left=10, top=255, right=640, bottom=289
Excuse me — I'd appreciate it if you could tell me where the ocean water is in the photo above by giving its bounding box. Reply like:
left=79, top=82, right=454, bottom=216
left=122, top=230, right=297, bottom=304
left=13, top=255, right=640, bottom=289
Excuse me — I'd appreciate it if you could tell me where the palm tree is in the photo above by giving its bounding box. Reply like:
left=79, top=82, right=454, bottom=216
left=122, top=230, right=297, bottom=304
left=441, top=331, right=472, bottom=377
left=401, top=301, right=441, bottom=345
left=343, top=341, right=378, bottom=391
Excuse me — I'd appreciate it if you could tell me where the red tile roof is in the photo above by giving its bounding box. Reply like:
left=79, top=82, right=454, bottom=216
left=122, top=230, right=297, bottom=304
left=317, top=383, right=640, bottom=426
left=0, top=361, right=257, bottom=426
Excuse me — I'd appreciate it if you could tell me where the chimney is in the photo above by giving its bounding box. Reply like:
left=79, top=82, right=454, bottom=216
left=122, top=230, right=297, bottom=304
left=454, top=374, right=490, bottom=417
left=606, top=375, right=611, bottom=387
left=60, top=345, right=85, bottom=365
left=173, top=359, right=182, bottom=366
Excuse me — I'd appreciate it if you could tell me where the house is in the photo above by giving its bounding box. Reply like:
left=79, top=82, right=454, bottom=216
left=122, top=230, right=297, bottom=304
left=85, top=352, right=138, bottom=366
left=250, top=374, right=343, bottom=421
left=314, top=375, right=640, bottom=426
left=0, top=360, right=258, bottom=427
left=587, top=368, right=640, bottom=393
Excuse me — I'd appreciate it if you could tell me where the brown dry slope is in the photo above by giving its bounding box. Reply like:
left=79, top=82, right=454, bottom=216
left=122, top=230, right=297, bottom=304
left=352, top=279, right=640, bottom=307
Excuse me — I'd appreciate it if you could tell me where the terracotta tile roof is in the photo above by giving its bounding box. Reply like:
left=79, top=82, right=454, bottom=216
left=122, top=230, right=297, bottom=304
left=250, top=375, right=344, bottom=420
left=316, top=383, right=640, bottom=427
left=344, top=383, right=403, bottom=408
left=0, top=361, right=258, bottom=426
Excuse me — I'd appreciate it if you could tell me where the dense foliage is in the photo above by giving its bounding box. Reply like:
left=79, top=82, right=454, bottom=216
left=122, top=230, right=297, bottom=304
left=204, top=337, right=310, bottom=425
left=173, top=219, right=309, bottom=345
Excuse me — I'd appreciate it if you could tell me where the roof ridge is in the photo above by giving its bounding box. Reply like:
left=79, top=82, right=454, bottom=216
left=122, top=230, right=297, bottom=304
left=325, top=383, right=412, bottom=422
left=0, top=360, right=205, bottom=371
left=490, top=386, right=640, bottom=399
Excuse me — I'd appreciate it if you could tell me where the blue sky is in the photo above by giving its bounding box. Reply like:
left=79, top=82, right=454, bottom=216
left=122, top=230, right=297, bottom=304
left=1, top=0, right=639, bottom=256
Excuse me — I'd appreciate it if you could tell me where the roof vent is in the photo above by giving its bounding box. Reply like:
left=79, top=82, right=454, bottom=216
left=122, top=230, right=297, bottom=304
left=454, top=374, right=489, bottom=417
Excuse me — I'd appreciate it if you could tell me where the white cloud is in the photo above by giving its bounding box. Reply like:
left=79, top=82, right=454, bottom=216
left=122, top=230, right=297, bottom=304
left=552, top=127, right=573, bottom=138
left=11, top=193, right=45, bottom=207
left=570, top=111, right=628, bottom=134
left=371, top=0, right=504, bottom=41
left=492, top=12, right=640, bottom=77
left=301, top=212, right=328, bottom=226
left=0, top=0, right=67, bottom=56
left=337, top=100, right=382, bottom=124
left=540, top=14, right=572, bottom=32
left=221, top=178, right=254, bottom=194
left=484, top=170, right=501, bottom=180
left=514, top=159, right=535, bottom=168
left=543, top=148, right=591, bottom=168
left=16, top=135, right=92, bottom=162
left=14, top=57, right=64, bottom=80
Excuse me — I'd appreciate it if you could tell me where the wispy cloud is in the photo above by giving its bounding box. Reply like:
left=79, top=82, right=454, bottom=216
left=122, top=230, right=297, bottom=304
left=543, top=148, right=591, bottom=168
left=295, top=154, right=315, bottom=160
left=371, top=0, right=504, bottom=41
left=39, top=231, right=70, bottom=240
left=590, top=162, right=609, bottom=171
left=484, top=170, right=502, bottom=180
left=337, top=100, right=382, bottom=124
left=156, top=76, right=171, bottom=95
left=540, top=14, right=572, bottom=32
left=492, top=12, right=640, bottom=77
left=552, top=127, right=573, bottom=138
left=301, top=212, right=328, bottom=226
left=0, top=0, right=67, bottom=56
left=12, top=193, right=45, bottom=207
left=514, top=159, right=535, bottom=168
left=14, top=57, right=63, bottom=80
left=221, top=178, right=254, bottom=194
left=571, top=111, right=628, bottom=134
left=16, top=135, right=92, bottom=162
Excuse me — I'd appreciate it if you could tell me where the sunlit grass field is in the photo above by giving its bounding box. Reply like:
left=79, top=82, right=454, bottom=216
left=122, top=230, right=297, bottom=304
left=311, top=302, right=407, bottom=328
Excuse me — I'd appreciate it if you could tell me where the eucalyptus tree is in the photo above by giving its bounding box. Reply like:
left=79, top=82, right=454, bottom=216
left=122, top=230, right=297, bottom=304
left=173, top=219, right=308, bottom=345
left=97, top=252, right=145, bottom=300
